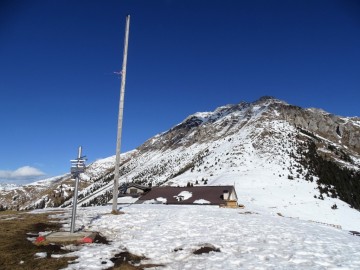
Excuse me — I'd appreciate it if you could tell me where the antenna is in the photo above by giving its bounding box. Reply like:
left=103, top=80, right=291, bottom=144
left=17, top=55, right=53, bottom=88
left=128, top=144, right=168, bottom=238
left=112, top=15, right=130, bottom=214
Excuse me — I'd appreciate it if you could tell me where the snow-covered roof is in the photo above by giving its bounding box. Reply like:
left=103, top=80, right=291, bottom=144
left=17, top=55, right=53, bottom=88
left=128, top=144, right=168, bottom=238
left=138, top=185, right=237, bottom=205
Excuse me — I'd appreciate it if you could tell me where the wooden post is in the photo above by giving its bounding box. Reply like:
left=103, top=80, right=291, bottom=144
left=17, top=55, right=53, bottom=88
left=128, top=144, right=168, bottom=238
left=112, top=15, right=130, bottom=213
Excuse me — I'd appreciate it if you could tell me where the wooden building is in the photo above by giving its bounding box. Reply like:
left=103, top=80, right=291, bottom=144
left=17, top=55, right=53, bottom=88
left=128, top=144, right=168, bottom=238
left=137, top=185, right=238, bottom=207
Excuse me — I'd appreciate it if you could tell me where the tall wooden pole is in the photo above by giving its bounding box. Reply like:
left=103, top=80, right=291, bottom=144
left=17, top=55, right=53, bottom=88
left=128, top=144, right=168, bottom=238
left=112, top=15, right=130, bottom=213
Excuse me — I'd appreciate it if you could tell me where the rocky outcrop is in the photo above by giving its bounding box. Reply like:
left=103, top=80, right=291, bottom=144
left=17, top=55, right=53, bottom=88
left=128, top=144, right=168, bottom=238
left=276, top=104, right=360, bottom=154
left=141, top=97, right=360, bottom=156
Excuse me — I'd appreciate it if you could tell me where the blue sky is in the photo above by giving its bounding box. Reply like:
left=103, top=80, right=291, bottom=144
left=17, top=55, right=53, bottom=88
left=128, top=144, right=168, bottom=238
left=1, top=0, right=359, bottom=184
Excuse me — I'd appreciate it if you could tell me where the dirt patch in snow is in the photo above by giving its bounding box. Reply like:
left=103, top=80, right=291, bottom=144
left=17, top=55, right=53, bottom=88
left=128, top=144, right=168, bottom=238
left=93, top=233, right=110, bottom=244
left=109, top=251, right=164, bottom=270
left=239, top=211, right=258, bottom=215
left=193, top=244, right=221, bottom=255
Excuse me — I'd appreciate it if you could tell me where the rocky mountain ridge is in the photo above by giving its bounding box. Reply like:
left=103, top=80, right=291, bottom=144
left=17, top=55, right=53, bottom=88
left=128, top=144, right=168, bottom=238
left=1, top=96, right=359, bottom=228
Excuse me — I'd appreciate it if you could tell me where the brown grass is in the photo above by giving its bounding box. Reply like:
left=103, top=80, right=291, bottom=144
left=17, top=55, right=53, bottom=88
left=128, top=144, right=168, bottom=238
left=0, top=210, right=76, bottom=270
left=0, top=211, right=163, bottom=270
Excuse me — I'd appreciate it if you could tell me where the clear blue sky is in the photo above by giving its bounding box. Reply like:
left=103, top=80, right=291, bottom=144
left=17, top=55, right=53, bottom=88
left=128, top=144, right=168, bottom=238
left=1, top=0, right=359, bottom=184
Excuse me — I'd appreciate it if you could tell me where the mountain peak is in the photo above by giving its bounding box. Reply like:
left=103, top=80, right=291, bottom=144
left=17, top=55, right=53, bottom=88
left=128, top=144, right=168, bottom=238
left=253, top=96, right=287, bottom=106
left=257, top=95, right=277, bottom=102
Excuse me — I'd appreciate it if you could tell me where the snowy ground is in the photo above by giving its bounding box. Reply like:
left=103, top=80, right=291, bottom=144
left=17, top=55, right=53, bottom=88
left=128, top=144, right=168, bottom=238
left=32, top=204, right=360, bottom=270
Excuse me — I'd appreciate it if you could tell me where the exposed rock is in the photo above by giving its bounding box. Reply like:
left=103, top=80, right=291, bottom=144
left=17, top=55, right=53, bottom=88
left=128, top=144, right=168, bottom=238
left=1, top=96, right=359, bottom=211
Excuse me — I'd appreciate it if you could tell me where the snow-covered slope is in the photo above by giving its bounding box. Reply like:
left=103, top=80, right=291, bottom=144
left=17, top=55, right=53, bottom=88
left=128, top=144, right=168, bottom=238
left=2, top=97, right=360, bottom=231
left=0, top=183, right=20, bottom=191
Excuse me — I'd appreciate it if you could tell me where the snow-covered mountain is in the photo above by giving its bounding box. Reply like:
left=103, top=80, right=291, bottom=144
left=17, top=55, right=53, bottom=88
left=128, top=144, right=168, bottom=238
left=1, top=96, right=360, bottom=230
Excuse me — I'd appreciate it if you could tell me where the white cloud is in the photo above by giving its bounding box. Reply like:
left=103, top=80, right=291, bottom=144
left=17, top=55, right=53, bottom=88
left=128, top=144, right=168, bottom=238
left=0, top=166, right=45, bottom=181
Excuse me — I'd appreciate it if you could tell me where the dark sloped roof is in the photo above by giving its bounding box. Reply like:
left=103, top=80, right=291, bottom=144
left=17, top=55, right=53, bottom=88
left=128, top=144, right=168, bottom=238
left=138, top=185, right=236, bottom=205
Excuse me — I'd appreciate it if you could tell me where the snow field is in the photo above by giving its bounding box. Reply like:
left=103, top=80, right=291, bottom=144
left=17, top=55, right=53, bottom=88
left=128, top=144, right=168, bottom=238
left=41, top=204, right=360, bottom=270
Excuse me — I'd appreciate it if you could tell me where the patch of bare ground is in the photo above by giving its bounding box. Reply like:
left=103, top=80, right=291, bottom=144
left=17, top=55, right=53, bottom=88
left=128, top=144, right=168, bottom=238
left=239, top=211, right=258, bottom=215
left=0, top=210, right=76, bottom=270
left=93, top=233, right=110, bottom=244
left=109, top=251, right=164, bottom=270
left=193, top=244, right=221, bottom=255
